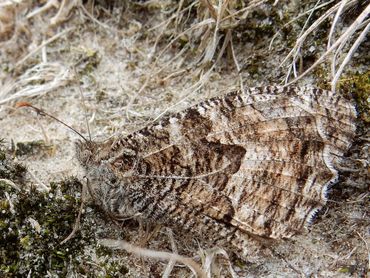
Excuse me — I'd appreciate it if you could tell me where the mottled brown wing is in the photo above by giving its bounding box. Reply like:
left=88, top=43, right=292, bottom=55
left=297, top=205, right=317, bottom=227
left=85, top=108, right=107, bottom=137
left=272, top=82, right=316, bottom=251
left=108, top=86, right=356, bottom=239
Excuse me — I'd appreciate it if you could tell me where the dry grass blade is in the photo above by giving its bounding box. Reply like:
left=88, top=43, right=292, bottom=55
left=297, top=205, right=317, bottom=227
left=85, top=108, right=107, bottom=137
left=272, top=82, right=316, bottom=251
left=279, top=0, right=352, bottom=68
left=162, top=228, right=178, bottom=278
left=0, top=179, right=21, bottom=191
left=28, top=169, right=50, bottom=191
left=152, top=26, right=231, bottom=122
left=327, top=0, right=348, bottom=51
left=227, top=29, right=245, bottom=94
left=356, top=232, right=370, bottom=271
left=60, top=182, right=87, bottom=244
left=220, top=0, right=269, bottom=27
left=15, top=27, right=73, bottom=68
left=100, top=239, right=207, bottom=278
left=332, top=20, right=370, bottom=91
left=200, top=247, right=238, bottom=278
left=269, top=0, right=336, bottom=50
left=26, top=0, right=60, bottom=19
left=0, top=62, right=72, bottom=105
left=282, top=0, right=369, bottom=87
left=155, top=18, right=216, bottom=64
left=200, top=0, right=218, bottom=19
left=50, top=0, right=79, bottom=25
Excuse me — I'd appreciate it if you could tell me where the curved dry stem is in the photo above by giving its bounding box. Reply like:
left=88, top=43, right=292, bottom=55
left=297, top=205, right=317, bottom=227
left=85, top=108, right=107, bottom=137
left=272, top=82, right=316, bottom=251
left=332, top=20, right=370, bottom=92
left=100, top=239, right=207, bottom=278
left=284, top=1, right=369, bottom=87
left=15, top=28, right=74, bottom=68
left=0, top=62, right=72, bottom=105
left=201, top=247, right=238, bottom=278
left=162, top=228, right=178, bottom=278
left=327, top=0, right=348, bottom=51
left=279, top=0, right=352, bottom=68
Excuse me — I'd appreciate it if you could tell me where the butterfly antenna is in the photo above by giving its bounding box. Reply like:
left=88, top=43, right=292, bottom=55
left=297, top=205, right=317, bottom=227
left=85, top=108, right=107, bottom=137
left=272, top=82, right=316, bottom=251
left=16, top=102, right=89, bottom=143
left=75, top=68, right=92, bottom=141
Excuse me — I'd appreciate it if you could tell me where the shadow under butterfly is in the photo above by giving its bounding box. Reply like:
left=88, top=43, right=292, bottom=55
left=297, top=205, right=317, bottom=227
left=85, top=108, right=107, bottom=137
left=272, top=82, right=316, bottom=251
left=75, top=86, right=357, bottom=257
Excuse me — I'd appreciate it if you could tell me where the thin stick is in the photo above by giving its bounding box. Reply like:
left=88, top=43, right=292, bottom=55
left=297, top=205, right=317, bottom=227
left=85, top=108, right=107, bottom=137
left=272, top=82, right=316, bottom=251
left=332, top=21, right=370, bottom=92
left=162, top=228, right=178, bottom=278
left=100, top=239, right=207, bottom=278
left=60, top=182, right=87, bottom=244
left=28, top=169, right=50, bottom=191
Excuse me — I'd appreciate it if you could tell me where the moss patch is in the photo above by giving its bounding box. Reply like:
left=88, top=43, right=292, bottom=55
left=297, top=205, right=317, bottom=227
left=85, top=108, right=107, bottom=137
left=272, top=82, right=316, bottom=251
left=0, top=176, right=89, bottom=276
left=0, top=143, right=129, bottom=277
left=339, top=71, right=370, bottom=124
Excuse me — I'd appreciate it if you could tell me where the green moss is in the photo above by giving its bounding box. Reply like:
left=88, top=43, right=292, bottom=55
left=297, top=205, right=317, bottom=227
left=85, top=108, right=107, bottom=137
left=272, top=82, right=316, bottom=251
left=0, top=143, right=129, bottom=276
left=102, top=261, right=129, bottom=277
left=0, top=176, right=95, bottom=276
left=0, top=142, right=26, bottom=182
left=338, top=71, right=370, bottom=123
left=19, top=235, right=31, bottom=249
left=15, top=140, right=49, bottom=156
left=72, top=46, right=101, bottom=76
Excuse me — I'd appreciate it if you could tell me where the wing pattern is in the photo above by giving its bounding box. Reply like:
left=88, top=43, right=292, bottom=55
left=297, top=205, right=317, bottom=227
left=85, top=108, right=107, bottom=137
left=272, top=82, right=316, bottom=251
left=81, top=86, right=356, bottom=252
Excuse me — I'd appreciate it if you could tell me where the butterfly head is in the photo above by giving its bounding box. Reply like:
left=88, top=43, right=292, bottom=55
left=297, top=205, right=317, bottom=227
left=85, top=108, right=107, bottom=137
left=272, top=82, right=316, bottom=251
left=75, top=140, right=100, bottom=167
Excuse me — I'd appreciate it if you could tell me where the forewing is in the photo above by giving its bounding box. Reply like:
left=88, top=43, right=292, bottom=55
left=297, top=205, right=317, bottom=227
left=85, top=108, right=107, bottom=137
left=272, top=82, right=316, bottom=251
left=108, top=86, right=356, bottom=238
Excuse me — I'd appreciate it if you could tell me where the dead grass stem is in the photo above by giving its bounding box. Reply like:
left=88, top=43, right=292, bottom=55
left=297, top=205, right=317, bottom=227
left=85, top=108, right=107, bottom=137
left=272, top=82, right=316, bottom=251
left=280, top=0, right=369, bottom=90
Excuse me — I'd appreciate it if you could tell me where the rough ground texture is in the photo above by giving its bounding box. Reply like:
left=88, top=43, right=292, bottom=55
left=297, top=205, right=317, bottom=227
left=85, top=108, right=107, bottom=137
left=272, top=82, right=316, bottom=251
left=0, top=0, right=368, bottom=277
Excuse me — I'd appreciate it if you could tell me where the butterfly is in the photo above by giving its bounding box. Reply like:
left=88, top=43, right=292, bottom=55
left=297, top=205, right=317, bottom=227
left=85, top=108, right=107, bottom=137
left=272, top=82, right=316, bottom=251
left=75, top=86, right=356, bottom=255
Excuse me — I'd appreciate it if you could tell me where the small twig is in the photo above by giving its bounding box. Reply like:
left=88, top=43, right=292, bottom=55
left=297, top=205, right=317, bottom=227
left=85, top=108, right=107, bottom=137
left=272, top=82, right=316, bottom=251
left=100, top=239, right=207, bottom=278
left=229, top=30, right=245, bottom=95
left=60, top=183, right=87, bottom=244
left=162, top=228, right=178, bottom=278
left=28, top=169, right=50, bottom=191
left=0, top=178, right=21, bottom=191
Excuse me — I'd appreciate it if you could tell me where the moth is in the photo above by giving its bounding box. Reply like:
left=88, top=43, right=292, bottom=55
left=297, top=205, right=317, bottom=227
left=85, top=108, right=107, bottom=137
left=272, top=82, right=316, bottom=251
left=75, top=86, right=356, bottom=255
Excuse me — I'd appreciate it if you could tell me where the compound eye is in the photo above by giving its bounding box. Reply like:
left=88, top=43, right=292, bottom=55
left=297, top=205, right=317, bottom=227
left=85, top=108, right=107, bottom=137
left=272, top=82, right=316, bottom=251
left=78, top=149, right=92, bottom=164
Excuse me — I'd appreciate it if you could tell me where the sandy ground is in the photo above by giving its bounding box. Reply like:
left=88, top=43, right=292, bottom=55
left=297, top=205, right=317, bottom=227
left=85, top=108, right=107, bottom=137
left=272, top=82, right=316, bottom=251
left=0, top=1, right=368, bottom=277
